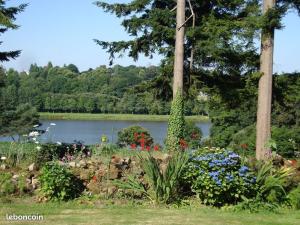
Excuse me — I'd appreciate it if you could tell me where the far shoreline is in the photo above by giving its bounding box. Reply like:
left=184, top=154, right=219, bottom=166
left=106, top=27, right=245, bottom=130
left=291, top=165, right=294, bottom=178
left=39, top=112, right=210, bottom=122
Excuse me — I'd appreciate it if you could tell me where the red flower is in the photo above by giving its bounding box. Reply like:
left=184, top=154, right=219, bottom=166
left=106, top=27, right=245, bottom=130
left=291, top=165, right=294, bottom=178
left=92, top=175, right=97, bottom=182
left=240, top=143, right=248, bottom=149
left=130, top=143, right=137, bottom=149
left=154, top=145, right=159, bottom=151
left=146, top=146, right=151, bottom=151
left=179, top=139, right=188, bottom=150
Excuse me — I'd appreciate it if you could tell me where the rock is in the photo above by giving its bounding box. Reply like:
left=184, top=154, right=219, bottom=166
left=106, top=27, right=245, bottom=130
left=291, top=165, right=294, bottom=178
left=12, top=174, right=19, bottom=180
left=112, top=155, right=125, bottom=164
left=86, top=181, right=102, bottom=194
left=0, top=164, right=7, bottom=170
left=107, top=185, right=117, bottom=196
left=69, top=161, right=76, bottom=168
left=79, top=170, right=91, bottom=181
left=96, top=164, right=107, bottom=178
left=32, top=178, right=39, bottom=189
left=58, top=161, right=65, bottom=166
left=28, top=163, right=37, bottom=171
left=79, top=160, right=87, bottom=168
left=108, top=165, right=121, bottom=180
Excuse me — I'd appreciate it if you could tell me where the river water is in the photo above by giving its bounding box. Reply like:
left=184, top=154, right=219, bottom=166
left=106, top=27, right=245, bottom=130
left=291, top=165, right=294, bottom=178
left=0, top=120, right=211, bottom=145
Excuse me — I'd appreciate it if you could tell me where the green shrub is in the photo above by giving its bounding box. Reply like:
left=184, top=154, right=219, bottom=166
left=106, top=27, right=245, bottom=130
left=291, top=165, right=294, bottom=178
left=115, top=152, right=188, bottom=204
left=166, top=91, right=185, bottom=151
left=0, top=173, right=15, bottom=196
left=228, top=125, right=300, bottom=158
left=117, top=125, right=153, bottom=148
left=35, top=142, right=91, bottom=166
left=182, top=147, right=257, bottom=206
left=39, top=162, right=84, bottom=201
left=141, top=152, right=188, bottom=204
left=183, top=121, right=202, bottom=149
left=287, top=185, right=300, bottom=209
left=255, top=161, right=293, bottom=204
left=271, top=126, right=300, bottom=158
left=230, top=198, right=279, bottom=213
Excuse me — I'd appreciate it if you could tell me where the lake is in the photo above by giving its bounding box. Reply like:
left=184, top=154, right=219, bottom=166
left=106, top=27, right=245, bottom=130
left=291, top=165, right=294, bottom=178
left=0, top=120, right=211, bottom=145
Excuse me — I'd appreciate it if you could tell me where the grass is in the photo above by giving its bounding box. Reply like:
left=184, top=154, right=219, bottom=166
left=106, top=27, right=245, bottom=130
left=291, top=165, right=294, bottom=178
left=0, top=198, right=299, bottom=225
left=39, top=112, right=209, bottom=122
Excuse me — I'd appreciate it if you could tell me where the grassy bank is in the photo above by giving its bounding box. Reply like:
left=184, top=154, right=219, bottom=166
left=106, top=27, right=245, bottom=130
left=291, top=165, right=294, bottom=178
left=0, top=199, right=299, bottom=225
left=39, top=112, right=209, bottom=122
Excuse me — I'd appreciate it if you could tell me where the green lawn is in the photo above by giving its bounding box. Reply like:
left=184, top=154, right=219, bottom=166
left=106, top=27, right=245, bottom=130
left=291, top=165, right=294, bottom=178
left=39, top=112, right=209, bottom=122
left=0, top=200, right=299, bottom=225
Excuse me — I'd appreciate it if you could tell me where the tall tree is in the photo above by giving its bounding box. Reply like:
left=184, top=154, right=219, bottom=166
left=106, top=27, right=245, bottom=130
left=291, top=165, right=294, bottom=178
left=256, top=0, right=300, bottom=160
left=173, top=0, right=185, bottom=98
left=256, top=0, right=275, bottom=160
left=0, top=0, right=27, bottom=61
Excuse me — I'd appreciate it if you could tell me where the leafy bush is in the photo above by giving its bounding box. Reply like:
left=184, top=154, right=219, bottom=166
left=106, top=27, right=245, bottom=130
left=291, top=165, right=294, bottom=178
left=166, top=91, right=185, bottom=151
left=183, top=121, right=202, bottom=149
left=271, top=126, right=300, bottom=158
left=39, top=162, right=84, bottom=201
left=229, top=125, right=300, bottom=158
left=230, top=198, right=279, bottom=213
left=117, top=125, right=153, bottom=148
left=141, top=152, right=188, bottom=204
left=255, top=161, right=294, bottom=204
left=115, top=153, right=188, bottom=204
left=35, top=142, right=91, bottom=166
left=183, top=147, right=256, bottom=206
left=287, top=185, right=300, bottom=209
left=0, top=173, right=15, bottom=196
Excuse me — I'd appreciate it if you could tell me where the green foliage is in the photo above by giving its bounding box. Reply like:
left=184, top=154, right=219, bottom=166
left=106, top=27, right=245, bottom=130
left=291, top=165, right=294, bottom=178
left=166, top=91, right=185, bottom=151
left=140, top=152, right=189, bottom=204
left=229, top=125, right=300, bottom=158
left=0, top=1, right=27, bottom=61
left=255, top=161, right=293, bottom=204
left=117, top=125, right=153, bottom=148
left=287, top=185, right=300, bottom=210
left=39, top=162, right=84, bottom=201
left=0, top=103, right=40, bottom=137
left=35, top=143, right=91, bottom=166
left=231, top=198, right=279, bottom=213
left=183, top=147, right=257, bottom=206
left=0, top=142, right=39, bottom=167
left=0, top=172, right=15, bottom=196
left=210, top=73, right=300, bottom=157
left=183, top=121, right=203, bottom=149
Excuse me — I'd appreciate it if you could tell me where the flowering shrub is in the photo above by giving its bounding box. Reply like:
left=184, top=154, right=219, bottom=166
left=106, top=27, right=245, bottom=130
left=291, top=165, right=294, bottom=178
left=183, top=147, right=256, bottom=206
left=117, top=125, right=153, bottom=148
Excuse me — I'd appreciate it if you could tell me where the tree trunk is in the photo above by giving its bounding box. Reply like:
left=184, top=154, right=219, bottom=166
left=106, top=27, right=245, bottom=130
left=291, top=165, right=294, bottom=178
left=173, top=0, right=186, bottom=98
left=256, top=0, right=275, bottom=160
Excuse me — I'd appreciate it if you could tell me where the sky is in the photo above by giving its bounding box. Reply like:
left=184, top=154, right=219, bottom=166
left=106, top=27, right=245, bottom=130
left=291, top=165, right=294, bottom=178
left=1, top=0, right=300, bottom=73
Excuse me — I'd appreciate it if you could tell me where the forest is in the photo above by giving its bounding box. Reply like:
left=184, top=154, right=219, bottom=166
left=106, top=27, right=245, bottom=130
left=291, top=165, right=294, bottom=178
left=1, top=0, right=300, bottom=223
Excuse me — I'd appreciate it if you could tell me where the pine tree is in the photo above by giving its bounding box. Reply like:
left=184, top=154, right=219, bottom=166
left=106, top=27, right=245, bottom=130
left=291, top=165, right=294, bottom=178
left=0, top=0, right=27, bottom=61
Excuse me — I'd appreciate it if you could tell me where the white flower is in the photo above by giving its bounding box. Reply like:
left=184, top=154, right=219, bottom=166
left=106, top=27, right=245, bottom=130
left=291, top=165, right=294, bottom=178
left=1, top=156, right=6, bottom=160
left=36, top=146, right=41, bottom=150
left=32, top=137, right=37, bottom=141
left=29, top=131, right=39, bottom=137
left=56, top=142, right=62, bottom=145
left=35, top=141, right=39, bottom=144
left=50, top=123, right=56, bottom=126
left=23, top=134, right=28, bottom=137
left=33, top=124, right=39, bottom=128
